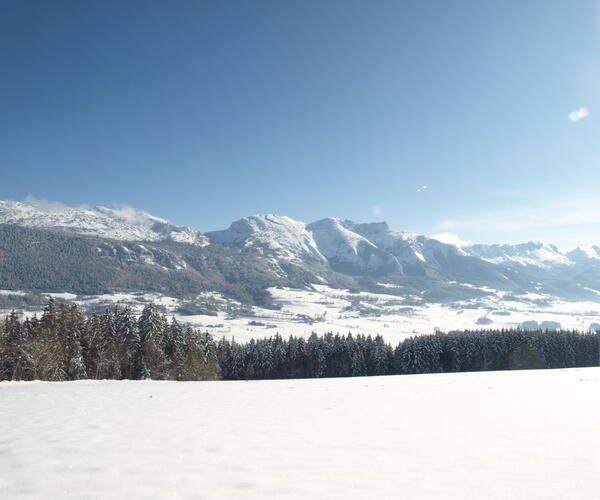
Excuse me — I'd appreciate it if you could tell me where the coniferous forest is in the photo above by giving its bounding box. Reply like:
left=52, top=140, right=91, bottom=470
left=0, top=299, right=598, bottom=382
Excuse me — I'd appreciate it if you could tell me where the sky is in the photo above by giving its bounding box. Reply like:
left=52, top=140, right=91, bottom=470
left=1, top=0, right=600, bottom=249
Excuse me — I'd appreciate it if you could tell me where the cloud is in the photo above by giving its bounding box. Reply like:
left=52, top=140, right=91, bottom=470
left=417, top=185, right=428, bottom=192
left=437, top=197, right=600, bottom=249
left=441, top=199, right=600, bottom=232
left=431, top=233, right=471, bottom=247
left=569, top=107, right=589, bottom=122
left=109, top=205, right=152, bottom=224
left=370, top=206, right=383, bottom=216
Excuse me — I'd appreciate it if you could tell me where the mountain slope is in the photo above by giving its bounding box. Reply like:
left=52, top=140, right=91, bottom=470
left=0, top=224, right=323, bottom=306
left=306, top=218, right=402, bottom=276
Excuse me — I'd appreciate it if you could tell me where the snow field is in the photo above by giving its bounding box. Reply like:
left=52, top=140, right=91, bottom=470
left=1, top=367, right=599, bottom=499
left=176, top=285, right=600, bottom=342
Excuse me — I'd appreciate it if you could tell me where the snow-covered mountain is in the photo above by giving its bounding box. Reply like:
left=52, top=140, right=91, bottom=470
left=208, top=215, right=462, bottom=277
left=0, top=199, right=208, bottom=246
left=208, top=216, right=410, bottom=276
left=2, top=197, right=600, bottom=306
left=206, top=215, right=516, bottom=287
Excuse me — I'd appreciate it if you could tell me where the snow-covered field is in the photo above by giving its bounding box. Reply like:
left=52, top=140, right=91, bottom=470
left=1, top=368, right=599, bottom=499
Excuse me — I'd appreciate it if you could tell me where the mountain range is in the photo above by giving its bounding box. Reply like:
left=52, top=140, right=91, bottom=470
left=1, top=198, right=600, bottom=309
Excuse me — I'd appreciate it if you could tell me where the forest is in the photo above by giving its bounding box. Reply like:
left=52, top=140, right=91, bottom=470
left=0, top=299, right=598, bottom=381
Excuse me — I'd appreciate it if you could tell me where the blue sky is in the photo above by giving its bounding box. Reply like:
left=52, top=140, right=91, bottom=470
left=1, top=0, right=599, bottom=248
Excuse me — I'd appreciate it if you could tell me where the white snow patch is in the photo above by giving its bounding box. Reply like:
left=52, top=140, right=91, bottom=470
left=0, top=290, right=27, bottom=297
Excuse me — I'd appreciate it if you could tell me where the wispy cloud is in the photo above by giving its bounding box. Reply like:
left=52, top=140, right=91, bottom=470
left=431, top=233, right=471, bottom=247
left=371, top=206, right=383, bottom=216
left=437, top=197, right=600, bottom=249
left=109, top=205, right=153, bottom=224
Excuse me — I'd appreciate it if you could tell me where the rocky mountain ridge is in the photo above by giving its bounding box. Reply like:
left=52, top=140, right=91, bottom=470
left=2, top=199, right=600, bottom=306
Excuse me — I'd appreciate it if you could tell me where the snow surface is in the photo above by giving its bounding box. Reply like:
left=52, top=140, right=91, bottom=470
left=1, top=368, right=599, bottom=499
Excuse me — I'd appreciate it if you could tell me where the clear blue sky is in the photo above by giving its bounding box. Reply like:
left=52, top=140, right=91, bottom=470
left=1, top=0, right=599, bottom=247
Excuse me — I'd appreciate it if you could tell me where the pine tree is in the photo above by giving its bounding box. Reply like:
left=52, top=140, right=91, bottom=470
left=137, top=304, right=168, bottom=379
left=306, top=333, right=326, bottom=378
left=61, top=304, right=87, bottom=380
left=166, top=317, right=185, bottom=379
left=351, top=348, right=366, bottom=376
left=1, top=311, right=24, bottom=380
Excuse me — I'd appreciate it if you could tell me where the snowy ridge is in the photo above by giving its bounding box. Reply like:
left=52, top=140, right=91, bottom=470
left=0, top=200, right=208, bottom=246
left=567, top=245, right=600, bottom=262
left=466, top=242, right=573, bottom=268
left=344, top=220, right=471, bottom=265
left=207, top=215, right=475, bottom=276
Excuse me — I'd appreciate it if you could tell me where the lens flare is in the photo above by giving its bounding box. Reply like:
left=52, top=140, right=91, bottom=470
left=569, top=107, right=589, bottom=122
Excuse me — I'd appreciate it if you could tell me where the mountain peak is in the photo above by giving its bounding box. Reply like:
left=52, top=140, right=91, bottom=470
left=567, top=245, right=600, bottom=261
left=207, top=214, right=326, bottom=262
left=340, top=220, right=390, bottom=235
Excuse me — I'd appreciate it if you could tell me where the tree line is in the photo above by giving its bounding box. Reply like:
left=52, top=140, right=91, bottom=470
left=1, top=299, right=598, bottom=381
left=0, top=299, right=219, bottom=381
left=217, top=328, right=599, bottom=380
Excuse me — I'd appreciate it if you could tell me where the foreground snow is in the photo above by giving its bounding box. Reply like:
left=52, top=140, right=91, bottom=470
left=1, top=368, right=599, bottom=499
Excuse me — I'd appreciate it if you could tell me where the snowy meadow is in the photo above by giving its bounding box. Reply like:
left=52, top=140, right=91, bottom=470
left=1, top=367, right=599, bottom=499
